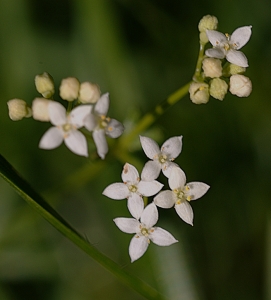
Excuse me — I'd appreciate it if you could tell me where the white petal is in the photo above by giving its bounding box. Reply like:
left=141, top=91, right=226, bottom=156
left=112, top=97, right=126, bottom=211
left=102, top=182, right=129, bottom=199
left=168, top=167, right=186, bottom=190
left=206, top=30, right=227, bottom=46
left=94, top=93, right=110, bottom=116
left=113, top=218, right=139, bottom=234
left=137, top=180, right=163, bottom=197
left=140, top=203, right=158, bottom=228
left=127, top=194, right=144, bottom=220
left=48, top=102, right=67, bottom=126
left=70, top=105, right=92, bottom=128
left=93, top=129, right=108, bottom=159
left=226, top=49, right=248, bottom=67
left=105, top=119, right=124, bottom=138
left=129, top=235, right=149, bottom=262
left=154, top=190, right=175, bottom=208
left=175, top=201, right=194, bottom=226
left=205, top=48, right=226, bottom=59
left=230, top=26, right=252, bottom=49
left=65, top=130, right=88, bottom=156
left=186, top=182, right=210, bottom=200
left=162, top=161, right=180, bottom=178
left=39, top=127, right=63, bottom=149
left=150, top=227, right=178, bottom=246
left=161, top=136, right=183, bottom=159
left=84, top=113, right=97, bottom=131
left=141, top=161, right=161, bottom=181
left=121, top=163, right=139, bottom=184
left=139, top=136, right=160, bottom=159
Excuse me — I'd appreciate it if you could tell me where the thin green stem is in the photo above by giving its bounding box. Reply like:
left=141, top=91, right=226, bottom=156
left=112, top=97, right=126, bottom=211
left=193, top=41, right=207, bottom=82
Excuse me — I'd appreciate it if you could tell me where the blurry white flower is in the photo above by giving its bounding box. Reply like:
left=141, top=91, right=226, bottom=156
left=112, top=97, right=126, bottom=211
left=229, top=74, right=252, bottom=97
left=35, top=72, right=55, bottom=98
left=7, top=99, right=32, bottom=121
left=205, top=26, right=252, bottom=67
left=79, top=82, right=101, bottom=104
left=32, top=97, right=54, bottom=122
left=114, top=203, right=178, bottom=262
left=140, top=135, right=183, bottom=178
left=84, top=93, right=124, bottom=159
left=103, top=163, right=163, bottom=219
left=39, top=102, right=91, bottom=156
left=154, top=167, right=210, bottom=226
left=59, top=77, right=80, bottom=101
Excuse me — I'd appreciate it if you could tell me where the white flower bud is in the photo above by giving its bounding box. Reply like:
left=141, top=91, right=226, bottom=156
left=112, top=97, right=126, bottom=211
left=199, top=31, right=209, bottom=44
left=35, top=72, right=55, bottom=98
left=229, top=64, right=246, bottom=75
left=202, top=58, right=222, bottom=78
left=198, top=15, right=218, bottom=32
left=59, top=77, right=80, bottom=101
left=78, top=82, right=101, bottom=104
left=189, top=82, right=209, bottom=104
left=209, top=78, right=228, bottom=101
left=32, top=97, right=53, bottom=121
left=229, top=75, right=252, bottom=97
left=7, top=99, right=32, bottom=121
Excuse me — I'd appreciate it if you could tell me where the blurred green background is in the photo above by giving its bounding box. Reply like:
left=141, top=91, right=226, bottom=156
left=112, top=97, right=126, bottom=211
left=1, top=0, right=271, bottom=299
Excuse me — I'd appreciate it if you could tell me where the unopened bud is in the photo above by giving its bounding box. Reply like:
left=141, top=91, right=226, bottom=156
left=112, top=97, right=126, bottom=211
left=32, top=97, right=53, bottom=121
left=59, top=77, right=80, bottom=101
left=202, top=58, right=222, bottom=78
left=229, top=75, right=252, bottom=97
left=209, top=78, right=228, bottom=100
left=198, top=15, right=218, bottom=32
left=229, top=64, right=246, bottom=75
left=79, top=82, right=101, bottom=104
left=7, top=99, right=32, bottom=121
left=35, top=72, right=55, bottom=98
left=189, top=82, right=209, bottom=104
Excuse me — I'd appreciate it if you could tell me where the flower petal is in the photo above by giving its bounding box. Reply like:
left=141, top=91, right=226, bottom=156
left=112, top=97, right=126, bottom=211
left=84, top=113, right=97, bottom=132
left=102, top=182, right=129, bottom=199
left=161, top=136, right=183, bottom=159
left=95, top=93, right=110, bottom=116
left=226, top=49, right=248, bottom=67
left=93, top=129, right=108, bottom=159
left=70, top=105, right=92, bottom=128
left=105, top=119, right=124, bottom=138
left=168, top=167, right=186, bottom=190
left=206, top=30, right=227, bottom=47
left=137, top=180, right=163, bottom=197
left=39, top=127, right=63, bottom=149
left=113, top=217, right=139, bottom=234
left=140, top=203, right=158, bottom=228
left=129, top=235, right=149, bottom=262
left=150, top=227, right=178, bottom=246
left=139, top=136, right=160, bottom=159
left=141, top=161, right=161, bottom=181
left=65, top=130, right=88, bottom=156
left=205, top=48, right=226, bottom=59
left=127, top=194, right=144, bottom=220
left=121, top=163, right=139, bottom=184
left=162, top=161, right=179, bottom=178
left=231, top=26, right=252, bottom=49
left=175, top=201, right=194, bottom=225
left=48, top=102, right=67, bottom=126
left=154, top=190, right=175, bottom=208
left=186, top=182, right=210, bottom=200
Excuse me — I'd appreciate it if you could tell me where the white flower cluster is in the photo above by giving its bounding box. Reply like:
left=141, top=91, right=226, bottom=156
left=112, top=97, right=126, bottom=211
left=103, top=136, right=210, bottom=262
left=190, top=16, right=252, bottom=104
left=7, top=73, right=124, bottom=159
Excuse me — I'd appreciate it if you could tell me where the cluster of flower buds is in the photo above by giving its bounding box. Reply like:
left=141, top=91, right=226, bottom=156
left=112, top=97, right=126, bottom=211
left=7, top=72, right=124, bottom=158
left=189, top=15, right=252, bottom=104
left=103, top=135, right=210, bottom=262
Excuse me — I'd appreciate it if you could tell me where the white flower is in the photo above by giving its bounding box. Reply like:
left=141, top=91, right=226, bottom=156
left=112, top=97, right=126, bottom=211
left=39, top=102, right=91, bottom=156
left=103, top=163, right=163, bottom=219
left=139, top=135, right=183, bottom=178
left=84, top=93, right=124, bottom=159
left=114, top=203, right=178, bottom=262
left=205, top=26, right=252, bottom=67
left=154, top=167, right=210, bottom=226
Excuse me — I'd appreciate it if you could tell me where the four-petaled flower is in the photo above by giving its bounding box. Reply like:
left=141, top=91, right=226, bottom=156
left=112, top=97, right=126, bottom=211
left=140, top=135, right=183, bottom=178
left=114, top=203, right=178, bottom=262
left=103, top=163, right=163, bottom=219
left=205, top=26, right=252, bottom=67
left=84, top=93, right=124, bottom=159
left=39, top=101, right=91, bottom=156
left=154, top=167, right=210, bottom=225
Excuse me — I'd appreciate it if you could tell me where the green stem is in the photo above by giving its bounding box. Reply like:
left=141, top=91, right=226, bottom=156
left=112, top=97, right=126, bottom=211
left=193, top=41, right=207, bottom=82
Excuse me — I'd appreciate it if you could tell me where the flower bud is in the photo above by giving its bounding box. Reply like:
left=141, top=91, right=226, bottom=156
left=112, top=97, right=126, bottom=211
left=35, top=72, right=55, bottom=98
left=228, top=64, right=246, bottom=75
left=209, top=78, right=228, bottom=101
left=229, top=75, right=252, bottom=97
left=59, top=77, right=80, bottom=101
left=7, top=99, right=32, bottom=121
left=32, top=97, right=53, bottom=121
left=78, top=82, right=101, bottom=104
left=198, top=15, right=218, bottom=32
left=202, top=58, right=222, bottom=78
left=189, top=82, right=209, bottom=104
